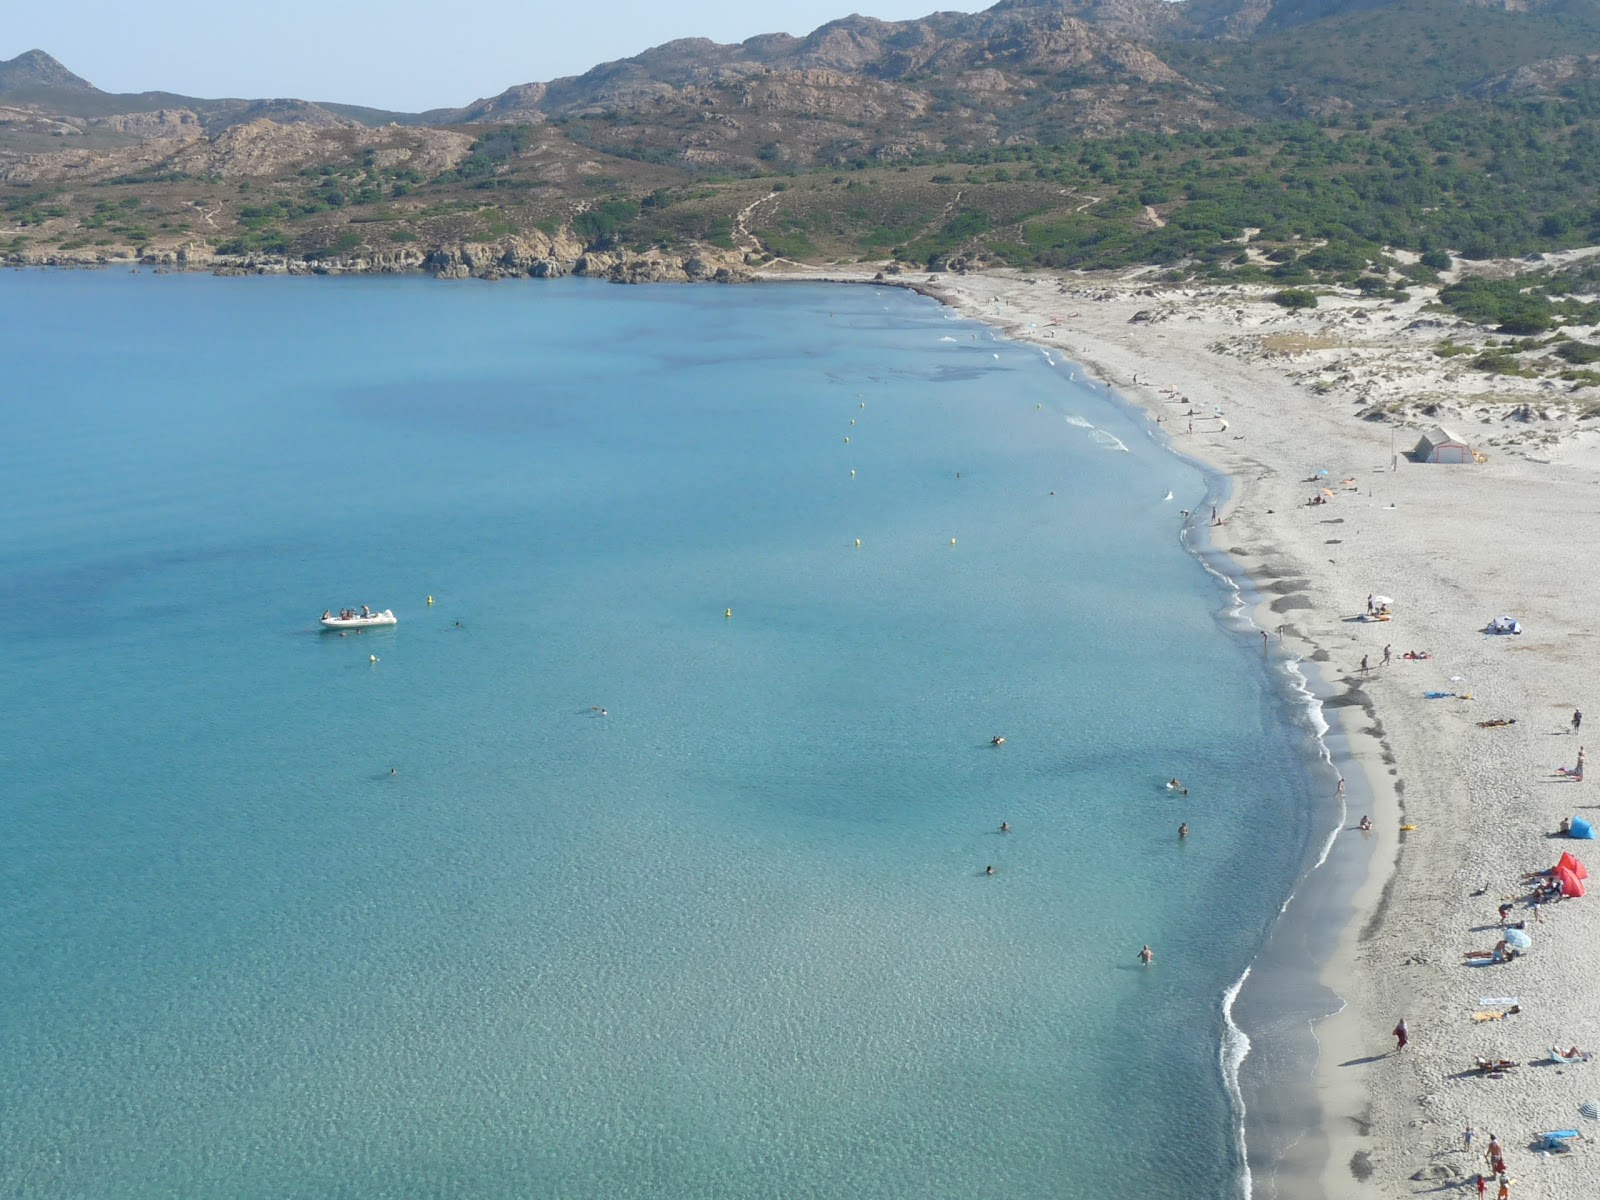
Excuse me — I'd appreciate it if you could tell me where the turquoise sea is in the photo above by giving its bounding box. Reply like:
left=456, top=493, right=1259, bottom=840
left=1, top=272, right=1326, bottom=1198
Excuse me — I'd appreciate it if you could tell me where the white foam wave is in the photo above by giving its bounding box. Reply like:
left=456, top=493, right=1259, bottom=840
left=1221, top=967, right=1254, bottom=1200
left=1064, top=414, right=1094, bottom=428
left=1090, top=429, right=1130, bottom=453
left=939, top=336, right=958, bottom=343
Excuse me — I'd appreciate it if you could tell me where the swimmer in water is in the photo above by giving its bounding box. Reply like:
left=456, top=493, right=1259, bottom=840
left=985, top=865, right=995, bottom=876
left=1178, top=823, right=1188, bottom=839
left=1138, top=945, right=1154, bottom=965
left=999, top=822, right=1011, bottom=833
left=991, top=735, right=1006, bottom=746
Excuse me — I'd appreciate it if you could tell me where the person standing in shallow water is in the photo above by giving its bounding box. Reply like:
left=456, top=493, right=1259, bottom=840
left=1138, top=945, right=1154, bottom=965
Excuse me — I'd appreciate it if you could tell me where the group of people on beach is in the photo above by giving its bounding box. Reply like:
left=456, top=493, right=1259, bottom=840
left=1463, top=1130, right=1513, bottom=1199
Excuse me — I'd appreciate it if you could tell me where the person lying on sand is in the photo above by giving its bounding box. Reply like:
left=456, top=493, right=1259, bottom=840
left=1466, top=943, right=1521, bottom=963
left=1402, top=650, right=1432, bottom=660
left=1477, top=718, right=1517, bottom=728
left=1470, top=1006, right=1522, bottom=1021
left=1473, top=1057, right=1520, bottom=1073
left=1551, top=1046, right=1593, bottom=1062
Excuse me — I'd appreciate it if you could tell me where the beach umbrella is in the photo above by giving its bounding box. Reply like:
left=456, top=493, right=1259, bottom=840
left=1504, top=927, right=1533, bottom=950
left=1372, top=596, right=1394, bottom=608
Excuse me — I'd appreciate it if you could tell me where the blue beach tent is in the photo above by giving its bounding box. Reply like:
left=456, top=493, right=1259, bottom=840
left=1570, top=816, right=1597, bottom=840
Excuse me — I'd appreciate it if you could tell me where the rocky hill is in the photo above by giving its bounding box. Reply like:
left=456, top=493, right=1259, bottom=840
left=4, top=0, right=1600, bottom=283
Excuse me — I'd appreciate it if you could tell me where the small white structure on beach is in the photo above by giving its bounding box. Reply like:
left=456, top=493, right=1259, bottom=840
left=1412, top=426, right=1474, bottom=464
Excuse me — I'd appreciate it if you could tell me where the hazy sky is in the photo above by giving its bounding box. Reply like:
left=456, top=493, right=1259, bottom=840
left=6, top=0, right=985, bottom=112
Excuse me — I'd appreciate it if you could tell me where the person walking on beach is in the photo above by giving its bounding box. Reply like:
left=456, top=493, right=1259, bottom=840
left=1392, top=1017, right=1408, bottom=1052
left=1360, top=654, right=1370, bottom=676
left=1497, top=1174, right=1510, bottom=1200
left=1574, top=708, right=1583, bottom=735
left=1497, top=902, right=1513, bottom=925
left=1475, top=1174, right=1487, bottom=1198
left=1463, top=1124, right=1475, bottom=1152
left=1487, top=1134, right=1502, bottom=1170
left=1383, top=644, right=1392, bottom=666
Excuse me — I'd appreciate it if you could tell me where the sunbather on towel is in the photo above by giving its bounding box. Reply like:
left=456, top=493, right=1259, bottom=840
left=1551, top=1046, right=1592, bottom=1062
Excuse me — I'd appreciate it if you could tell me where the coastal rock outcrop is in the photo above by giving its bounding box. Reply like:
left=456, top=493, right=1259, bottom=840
left=425, top=231, right=585, bottom=279
left=574, top=245, right=751, bottom=284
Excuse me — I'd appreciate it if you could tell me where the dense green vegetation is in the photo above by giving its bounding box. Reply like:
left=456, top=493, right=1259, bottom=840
left=603, top=79, right=1600, bottom=283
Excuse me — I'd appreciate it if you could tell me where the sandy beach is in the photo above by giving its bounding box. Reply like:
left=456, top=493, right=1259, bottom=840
left=764, top=262, right=1600, bottom=1199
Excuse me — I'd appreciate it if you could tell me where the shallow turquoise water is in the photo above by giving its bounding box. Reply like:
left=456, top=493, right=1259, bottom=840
left=0, top=272, right=1321, bottom=1198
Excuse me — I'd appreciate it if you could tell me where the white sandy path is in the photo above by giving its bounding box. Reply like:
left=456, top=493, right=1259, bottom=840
left=764, top=264, right=1600, bottom=1200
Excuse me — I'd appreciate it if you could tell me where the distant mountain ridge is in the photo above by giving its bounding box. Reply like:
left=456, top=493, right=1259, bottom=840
left=8, top=0, right=1600, bottom=144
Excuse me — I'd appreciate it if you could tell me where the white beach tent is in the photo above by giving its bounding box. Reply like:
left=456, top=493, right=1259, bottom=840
left=1413, top=426, right=1474, bottom=464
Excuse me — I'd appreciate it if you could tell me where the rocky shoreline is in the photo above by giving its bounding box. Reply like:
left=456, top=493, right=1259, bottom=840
left=1, top=233, right=755, bottom=284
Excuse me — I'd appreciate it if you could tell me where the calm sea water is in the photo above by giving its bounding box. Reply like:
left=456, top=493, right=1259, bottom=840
left=0, top=272, right=1322, bottom=1199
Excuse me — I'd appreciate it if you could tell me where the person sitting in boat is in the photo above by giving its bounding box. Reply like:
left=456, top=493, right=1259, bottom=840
left=324, top=611, right=332, bottom=621
left=361, top=605, right=372, bottom=618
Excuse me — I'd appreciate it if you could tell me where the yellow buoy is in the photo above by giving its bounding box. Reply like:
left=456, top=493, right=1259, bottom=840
left=427, top=595, right=434, bottom=605
left=950, top=538, right=957, bottom=545
left=855, top=538, right=862, bottom=547
left=725, top=608, right=732, bottom=619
